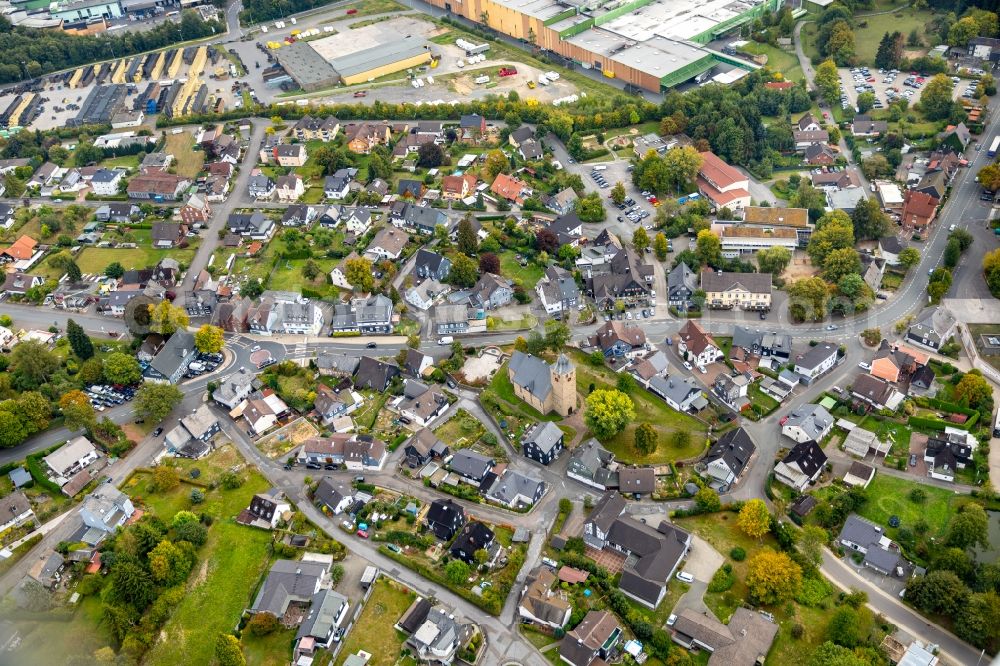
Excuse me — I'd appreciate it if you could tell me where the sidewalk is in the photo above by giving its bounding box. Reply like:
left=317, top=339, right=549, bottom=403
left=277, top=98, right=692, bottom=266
left=3, top=511, right=72, bottom=553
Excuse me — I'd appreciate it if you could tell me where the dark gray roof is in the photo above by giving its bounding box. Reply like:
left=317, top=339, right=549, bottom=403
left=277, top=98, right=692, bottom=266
left=794, top=342, right=838, bottom=371
left=316, top=352, right=360, bottom=375
left=521, top=421, right=563, bottom=455
left=251, top=559, right=328, bottom=615
left=586, top=491, right=626, bottom=534
left=704, top=427, right=755, bottom=477
left=781, top=440, right=827, bottom=477
left=783, top=404, right=833, bottom=441
left=313, top=477, right=350, bottom=511
left=667, top=261, right=698, bottom=299
left=508, top=351, right=554, bottom=403
left=448, top=450, right=493, bottom=479
left=612, top=519, right=690, bottom=605
left=354, top=357, right=399, bottom=391
left=297, top=589, right=348, bottom=640
left=148, top=331, right=195, bottom=379
left=839, top=514, right=883, bottom=548
left=486, top=470, right=545, bottom=505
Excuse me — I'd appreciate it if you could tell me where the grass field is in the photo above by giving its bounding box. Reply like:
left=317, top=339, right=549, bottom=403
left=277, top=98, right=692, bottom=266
left=334, top=578, right=415, bottom=666
left=858, top=416, right=912, bottom=456
left=164, top=130, right=206, bottom=179
left=852, top=5, right=939, bottom=65
left=499, top=251, right=544, bottom=290
left=242, top=627, right=297, bottom=666
left=856, top=474, right=966, bottom=539
left=571, top=351, right=708, bottom=463
left=74, top=245, right=197, bottom=273
left=12, top=594, right=113, bottom=665
left=126, top=449, right=277, bottom=666
left=738, top=42, right=803, bottom=83
left=434, top=408, right=486, bottom=449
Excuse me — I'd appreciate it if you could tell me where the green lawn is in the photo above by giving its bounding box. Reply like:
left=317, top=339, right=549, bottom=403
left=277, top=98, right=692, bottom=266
left=434, top=408, right=486, bottom=449
left=852, top=6, right=940, bottom=65
left=738, top=42, right=803, bottom=83
left=164, top=130, right=206, bottom=179
left=499, top=250, right=544, bottom=290
left=243, top=627, right=298, bottom=666
left=572, top=351, right=708, bottom=463
left=74, top=246, right=197, bottom=273
left=12, top=594, right=113, bottom=665
left=334, top=578, right=415, bottom=666
left=520, top=625, right=559, bottom=650
left=128, top=461, right=277, bottom=666
left=857, top=416, right=911, bottom=456
left=856, top=474, right=967, bottom=539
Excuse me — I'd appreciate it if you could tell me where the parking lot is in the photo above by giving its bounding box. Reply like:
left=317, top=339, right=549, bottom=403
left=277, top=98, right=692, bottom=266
left=85, top=383, right=136, bottom=413
left=837, top=66, right=967, bottom=112
left=183, top=351, right=224, bottom=379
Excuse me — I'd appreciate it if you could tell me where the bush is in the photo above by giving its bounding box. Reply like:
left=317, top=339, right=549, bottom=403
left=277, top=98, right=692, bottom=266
left=246, top=612, right=279, bottom=636
left=730, top=547, right=746, bottom=561
left=707, top=564, right=735, bottom=593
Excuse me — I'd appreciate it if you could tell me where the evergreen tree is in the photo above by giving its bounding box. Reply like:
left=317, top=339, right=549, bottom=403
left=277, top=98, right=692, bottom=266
left=66, top=260, right=82, bottom=283
left=66, top=318, right=94, bottom=360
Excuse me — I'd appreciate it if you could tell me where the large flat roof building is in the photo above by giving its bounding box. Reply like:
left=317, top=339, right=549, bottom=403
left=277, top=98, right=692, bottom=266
left=330, top=38, right=432, bottom=85
left=424, top=0, right=778, bottom=92
left=275, top=42, right=341, bottom=92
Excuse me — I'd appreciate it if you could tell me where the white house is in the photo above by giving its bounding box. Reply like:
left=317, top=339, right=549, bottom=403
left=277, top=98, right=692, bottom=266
left=80, top=485, right=135, bottom=538
left=0, top=492, right=34, bottom=532
left=781, top=404, right=834, bottom=443
left=793, top=342, right=838, bottom=383
left=677, top=321, right=723, bottom=367
left=90, top=168, right=124, bottom=196
left=44, top=436, right=99, bottom=479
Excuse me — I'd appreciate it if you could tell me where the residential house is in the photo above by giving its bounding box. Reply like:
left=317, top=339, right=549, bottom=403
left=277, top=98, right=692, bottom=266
left=313, top=477, right=354, bottom=515
left=811, top=167, right=862, bottom=190
left=677, top=321, right=723, bottom=367
left=667, top=262, right=698, bottom=308
left=826, top=187, right=867, bottom=214
left=403, top=348, right=435, bottom=378
left=870, top=339, right=927, bottom=383
left=293, top=115, right=340, bottom=141
left=237, top=488, right=291, bottom=530
left=782, top=404, right=834, bottom=443
left=44, top=436, right=99, bottom=479
left=26, top=550, right=64, bottom=588
left=518, top=138, right=543, bottom=160
left=26, top=162, right=58, bottom=189
left=242, top=389, right=291, bottom=435
left=587, top=248, right=654, bottom=308
left=702, top=427, right=755, bottom=491
left=406, top=278, right=450, bottom=311
left=969, top=36, right=1000, bottom=60
left=589, top=321, right=647, bottom=358
left=519, top=567, right=571, bottom=629
left=0, top=492, right=33, bottom=533
left=629, top=350, right=670, bottom=387
left=397, top=179, right=424, bottom=199
left=793, top=129, right=830, bottom=151
left=323, top=168, right=354, bottom=200
left=344, top=122, right=392, bottom=154
left=404, top=428, right=450, bottom=468
left=250, top=558, right=329, bottom=618
left=859, top=253, right=886, bottom=293
left=546, top=187, right=579, bottom=215
left=391, top=133, right=437, bottom=159
left=924, top=433, right=973, bottom=482
left=179, top=193, right=212, bottom=225
left=91, top=168, right=124, bottom=196
left=520, top=421, right=564, bottom=465
left=151, top=222, right=185, bottom=248
left=295, top=433, right=387, bottom=471
left=94, top=203, right=138, bottom=223
left=459, top=114, right=487, bottom=139
left=797, top=113, right=822, bottom=131
left=126, top=171, right=189, bottom=200
left=353, top=356, right=399, bottom=392
left=343, top=207, right=373, bottom=235
left=413, top=249, right=451, bottom=282
left=296, top=589, right=349, bottom=652
left=144, top=330, right=196, bottom=384
left=566, top=439, right=618, bottom=490
left=392, top=202, right=449, bottom=235
left=216, top=297, right=251, bottom=333
left=712, top=372, right=749, bottom=410
left=448, top=450, right=494, bottom=484
left=486, top=470, right=546, bottom=509
left=900, top=190, right=939, bottom=230
left=851, top=374, right=905, bottom=411
left=276, top=174, right=305, bottom=202
left=547, top=213, right=584, bottom=248
left=1, top=272, right=43, bottom=297
left=282, top=204, right=317, bottom=227
left=329, top=294, right=394, bottom=335
left=648, top=376, right=706, bottom=413
left=248, top=173, right=276, bottom=200
left=731, top=327, right=793, bottom=362
left=449, top=521, right=497, bottom=565
left=878, top=235, right=905, bottom=266
left=906, top=307, right=956, bottom=351
left=471, top=272, right=513, bottom=310
left=441, top=174, right=477, bottom=201
left=701, top=270, right=772, bottom=311
left=582, top=492, right=691, bottom=609
left=490, top=173, right=531, bottom=205
left=394, top=379, right=448, bottom=428
left=618, top=467, right=655, bottom=497
left=79, top=486, right=135, bottom=540
left=938, top=123, right=971, bottom=153
left=507, top=352, right=576, bottom=417
left=227, top=212, right=275, bottom=240
left=508, top=126, right=534, bottom=148
left=313, top=383, right=363, bottom=425
left=838, top=514, right=903, bottom=575
left=697, top=151, right=751, bottom=210
left=0, top=235, right=39, bottom=264
left=274, top=143, right=308, bottom=167
left=852, top=115, right=888, bottom=137
left=793, top=342, right=839, bottom=383
left=212, top=368, right=258, bottom=410
left=804, top=143, right=838, bottom=166
left=365, top=227, right=408, bottom=261
left=911, top=364, right=936, bottom=391
left=774, top=441, right=827, bottom=491
left=670, top=607, right=778, bottom=665
left=559, top=610, right=622, bottom=666
left=434, top=303, right=471, bottom=335
left=425, top=498, right=465, bottom=540
left=404, top=604, right=468, bottom=665
left=315, top=352, right=360, bottom=378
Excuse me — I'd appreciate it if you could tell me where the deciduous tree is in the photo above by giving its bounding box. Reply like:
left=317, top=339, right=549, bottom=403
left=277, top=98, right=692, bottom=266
left=737, top=499, right=771, bottom=540
left=898, top=247, right=920, bottom=270
left=815, top=60, right=840, bottom=104
left=921, top=74, right=959, bottom=120
left=445, top=559, right=470, bottom=585
left=695, top=229, right=722, bottom=267
left=194, top=325, right=224, bottom=354
left=584, top=389, right=635, bottom=440
left=822, top=248, right=862, bottom=283
left=575, top=192, right=606, bottom=223
left=215, top=634, right=246, bottom=666
left=478, top=252, right=500, bottom=275
left=695, top=487, right=721, bottom=513
left=59, top=390, right=95, bottom=431
left=448, top=254, right=479, bottom=288
left=756, top=246, right=791, bottom=275
left=799, top=525, right=829, bottom=566
left=653, top=232, right=669, bottom=261
left=634, top=423, right=657, bottom=455
left=134, top=383, right=183, bottom=422
left=102, top=352, right=141, bottom=385
left=10, top=341, right=59, bottom=387
left=610, top=182, right=626, bottom=205
left=946, top=502, right=990, bottom=550
left=456, top=217, right=478, bottom=255
left=661, top=146, right=703, bottom=193
left=746, top=549, right=802, bottom=604
left=147, top=301, right=190, bottom=336
left=788, top=277, right=830, bottom=322
left=344, top=256, right=375, bottom=293
left=632, top=227, right=649, bottom=253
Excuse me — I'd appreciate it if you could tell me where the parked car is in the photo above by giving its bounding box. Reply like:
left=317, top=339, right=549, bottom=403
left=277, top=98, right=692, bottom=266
left=909, top=453, right=917, bottom=467
left=676, top=571, right=694, bottom=583
left=152, top=427, right=164, bottom=437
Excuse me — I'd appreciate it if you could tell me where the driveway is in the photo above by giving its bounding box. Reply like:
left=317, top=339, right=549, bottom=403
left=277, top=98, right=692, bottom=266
left=671, top=536, right=725, bottom=620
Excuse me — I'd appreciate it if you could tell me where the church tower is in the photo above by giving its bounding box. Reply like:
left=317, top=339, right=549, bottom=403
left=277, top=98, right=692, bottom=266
left=551, top=353, right=576, bottom=417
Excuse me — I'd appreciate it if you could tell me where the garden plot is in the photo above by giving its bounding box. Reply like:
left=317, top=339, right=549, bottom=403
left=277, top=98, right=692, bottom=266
left=256, top=417, right=319, bottom=459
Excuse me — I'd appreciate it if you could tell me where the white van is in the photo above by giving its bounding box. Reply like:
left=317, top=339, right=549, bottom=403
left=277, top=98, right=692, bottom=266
left=676, top=571, right=694, bottom=583
left=438, top=336, right=454, bottom=345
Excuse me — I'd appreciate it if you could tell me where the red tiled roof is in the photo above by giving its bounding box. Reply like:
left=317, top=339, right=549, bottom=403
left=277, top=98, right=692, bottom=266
left=698, top=151, right=746, bottom=190
left=2, top=235, right=38, bottom=260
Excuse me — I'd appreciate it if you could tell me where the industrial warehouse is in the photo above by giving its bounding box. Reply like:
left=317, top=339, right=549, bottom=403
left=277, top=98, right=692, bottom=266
left=422, top=0, right=779, bottom=92
left=274, top=23, right=435, bottom=92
